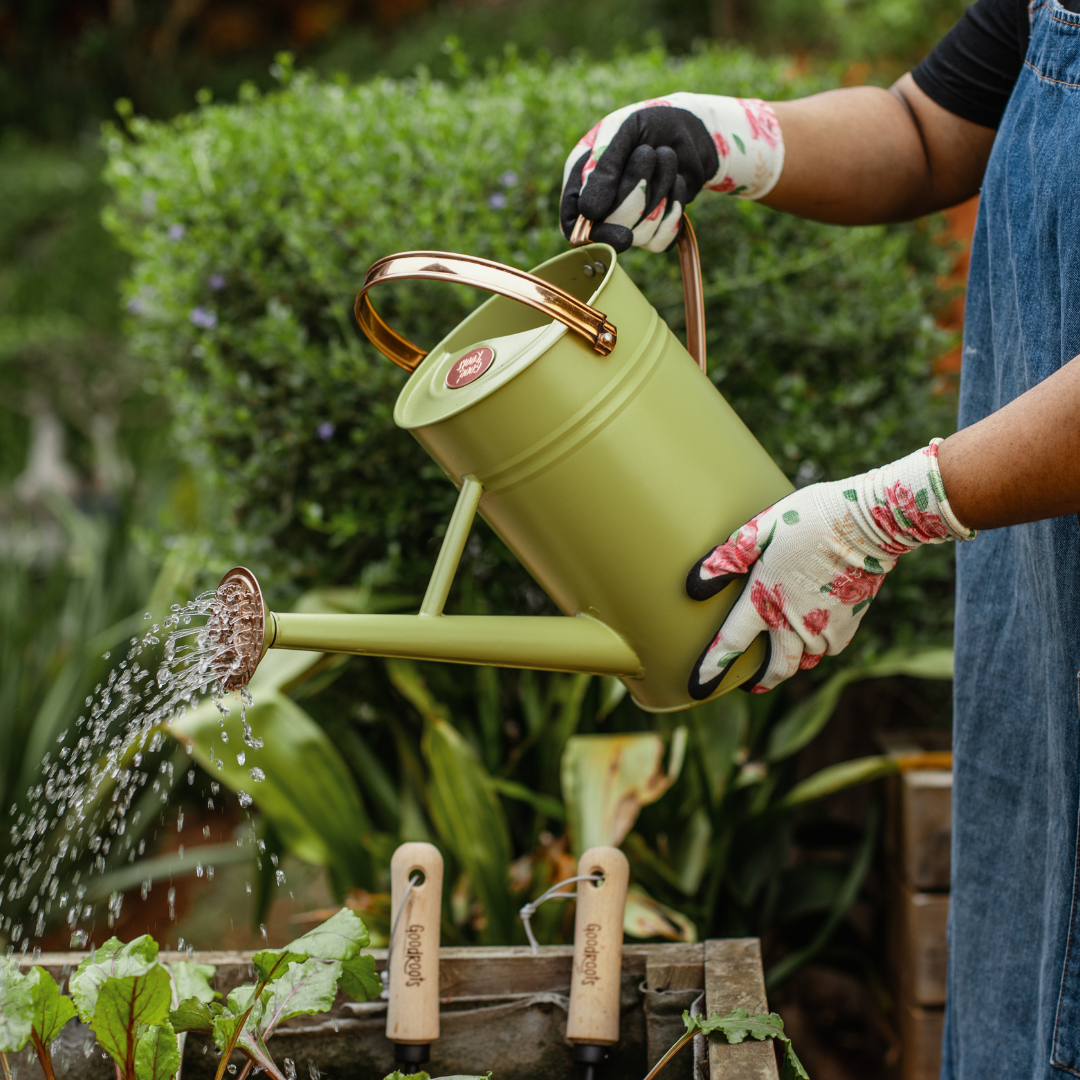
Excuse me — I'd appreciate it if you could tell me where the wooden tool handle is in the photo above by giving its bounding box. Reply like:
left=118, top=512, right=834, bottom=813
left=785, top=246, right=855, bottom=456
left=386, top=842, right=444, bottom=1045
left=566, top=846, right=630, bottom=1045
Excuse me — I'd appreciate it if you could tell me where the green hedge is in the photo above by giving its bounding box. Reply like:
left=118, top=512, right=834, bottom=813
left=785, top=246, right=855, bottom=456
left=103, top=45, right=958, bottom=648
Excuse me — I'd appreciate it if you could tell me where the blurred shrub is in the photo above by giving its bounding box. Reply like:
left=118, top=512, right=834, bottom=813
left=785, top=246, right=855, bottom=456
left=103, top=45, right=957, bottom=646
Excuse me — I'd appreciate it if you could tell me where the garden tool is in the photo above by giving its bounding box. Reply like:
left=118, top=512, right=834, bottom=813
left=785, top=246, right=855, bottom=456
left=215, top=214, right=794, bottom=712
left=566, top=846, right=630, bottom=1080
left=385, top=842, right=444, bottom=1074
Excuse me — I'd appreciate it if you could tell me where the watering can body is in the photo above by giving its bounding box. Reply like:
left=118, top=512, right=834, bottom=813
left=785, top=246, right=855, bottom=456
left=225, top=223, right=794, bottom=713
left=390, top=241, right=792, bottom=711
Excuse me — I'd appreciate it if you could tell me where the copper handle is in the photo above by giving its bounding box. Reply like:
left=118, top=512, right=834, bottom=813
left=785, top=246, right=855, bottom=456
left=355, top=251, right=618, bottom=373
left=570, top=214, right=707, bottom=374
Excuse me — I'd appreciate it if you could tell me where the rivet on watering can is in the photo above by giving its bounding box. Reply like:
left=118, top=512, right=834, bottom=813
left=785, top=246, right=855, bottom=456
left=582, top=264, right=595, bottom=277
left=593, top=262, right=606, bottom=275
left=600, top=332, right=614, bottom=345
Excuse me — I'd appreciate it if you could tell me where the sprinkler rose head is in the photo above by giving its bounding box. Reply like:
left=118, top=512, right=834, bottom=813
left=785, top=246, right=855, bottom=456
left=215, top=567, right=272, bottom=691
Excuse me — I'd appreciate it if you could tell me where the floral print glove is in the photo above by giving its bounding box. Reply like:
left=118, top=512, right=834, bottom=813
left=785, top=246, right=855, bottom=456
left=685, top=441, right=976, bottom=699
left=560, top=92, right=785, bottom=253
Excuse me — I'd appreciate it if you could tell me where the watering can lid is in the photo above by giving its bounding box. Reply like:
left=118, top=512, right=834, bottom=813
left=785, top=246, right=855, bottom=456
left=392, top=242, right=618, bottom=431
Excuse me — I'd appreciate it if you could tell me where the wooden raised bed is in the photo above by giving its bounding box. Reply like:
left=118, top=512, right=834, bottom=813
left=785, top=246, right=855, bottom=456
left=18, top=940, right=778, bottom=1080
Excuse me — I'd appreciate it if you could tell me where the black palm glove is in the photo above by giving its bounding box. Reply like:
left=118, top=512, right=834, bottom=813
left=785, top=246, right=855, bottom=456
left=559, top=92, right=785, bottom=253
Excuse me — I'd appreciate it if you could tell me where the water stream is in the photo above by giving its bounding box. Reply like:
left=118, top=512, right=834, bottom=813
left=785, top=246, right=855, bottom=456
left=1, top=578, right=262, bottom=951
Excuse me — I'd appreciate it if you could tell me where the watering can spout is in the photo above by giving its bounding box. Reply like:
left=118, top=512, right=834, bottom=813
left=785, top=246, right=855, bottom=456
left=214, top=565, right=644, bottom=693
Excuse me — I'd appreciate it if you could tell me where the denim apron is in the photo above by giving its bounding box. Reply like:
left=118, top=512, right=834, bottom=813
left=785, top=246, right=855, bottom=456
left=946, top=3, right=1080, bottom=1076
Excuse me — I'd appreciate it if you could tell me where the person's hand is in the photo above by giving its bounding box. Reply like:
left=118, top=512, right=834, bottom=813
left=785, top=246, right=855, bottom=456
left=560, top=92, right=785, bottom=253
left=685, top=441, right=976, bottom=698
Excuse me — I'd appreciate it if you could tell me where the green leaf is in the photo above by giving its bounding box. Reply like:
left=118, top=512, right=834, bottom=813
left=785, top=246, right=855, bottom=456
left=0, top=957, right=33, bottom=1054
left=683, top=1007, right=806, bottom=1076
left=766, top=646, right=954, bottom=763
left=134, top=1020, right=180, bottom=1080
left=251, top=951, right=305, bottom=986
left=390, top=660, right=514, bottom=946
left=693, top=1007, right=786, bottom=1043
left=169, top=997, right=222, bottom=1034
left=284, top=907, right=370, bottom=960
left=623, top=884, right=697, bottom=942
left=488, top=776, right=565, bottom=820
left=27, top=967, right=77, bottom=1046
left=561, top=731, right=684, bottom=855
left=70, top=935, right=159, bottom=1023
left=780, top=1041, right=811, bottom=1080
left=91, top=967, right=173, bottom=1077
left=688, top=694, right=748, bottom=807
left=258, top=959, right=341, bottom=1037
left=166, top=961, right=217, bottom=1006
left=168, top=691, right=373, bottom=892
left=339, top=954, right=380, bottom=1003
left=780, top=755, right=897, bottom=807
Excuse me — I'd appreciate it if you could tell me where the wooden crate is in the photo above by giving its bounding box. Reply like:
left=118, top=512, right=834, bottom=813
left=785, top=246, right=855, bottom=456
left=18, top=940, right=779, bottom=1080
left=888, top=873, right=949, bottom=1007
left=880, top=732, right=952, bottom=892
left=897, top=1002, right=944, bottom=1080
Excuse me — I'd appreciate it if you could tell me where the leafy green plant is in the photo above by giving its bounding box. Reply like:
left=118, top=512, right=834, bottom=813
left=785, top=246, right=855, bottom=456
left=172, top=907, right=379, bottom=1080
left=0, top=910, right=376, bottom=1080
left=0, top=957, right=76, bottom=1080
left=646, top=1008, right=808, bottom=1080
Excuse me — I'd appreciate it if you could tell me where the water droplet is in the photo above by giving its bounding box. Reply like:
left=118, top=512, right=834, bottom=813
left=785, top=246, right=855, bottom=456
left=275, top=870, right=286, bottom=887
left=249, top=767, right=265, bottom=783
left=102, top=651, right=111, bottom=660
left=236, top=751, right=246, bottom=766
left=237, top=791, right=253, bottom=808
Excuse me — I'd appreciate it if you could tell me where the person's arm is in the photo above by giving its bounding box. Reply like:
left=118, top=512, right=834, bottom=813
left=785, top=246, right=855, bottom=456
left=937, top=354, right=1080, bottom=528
left=762, top=74, right=996, bottom=224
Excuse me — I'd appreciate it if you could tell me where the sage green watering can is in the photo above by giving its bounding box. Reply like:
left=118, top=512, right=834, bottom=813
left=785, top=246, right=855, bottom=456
left=219, top=217, right=793, bottom=712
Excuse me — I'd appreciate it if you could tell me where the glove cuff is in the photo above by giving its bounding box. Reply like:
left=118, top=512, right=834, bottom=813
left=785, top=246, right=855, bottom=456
left=853, top=441, right=977, bottom=552
left=668, top=93, right=785, bottom=201
left=927, top=437, right=978, bottom=541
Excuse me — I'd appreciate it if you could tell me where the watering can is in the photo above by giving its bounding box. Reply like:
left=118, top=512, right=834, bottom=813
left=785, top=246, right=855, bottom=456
left=218, top=216, right=794, bottom=712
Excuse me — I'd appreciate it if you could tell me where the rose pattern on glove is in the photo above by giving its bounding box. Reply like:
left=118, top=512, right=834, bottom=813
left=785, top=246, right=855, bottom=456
left=560, top=92, right=785, bottom=254
left=684, top=440, right=975, bottom=699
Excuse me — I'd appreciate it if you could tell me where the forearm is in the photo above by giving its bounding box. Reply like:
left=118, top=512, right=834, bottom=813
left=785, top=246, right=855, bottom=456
left=761, top=75, right=994, bottom=225
left=938, top=354, right=1080, bottom=529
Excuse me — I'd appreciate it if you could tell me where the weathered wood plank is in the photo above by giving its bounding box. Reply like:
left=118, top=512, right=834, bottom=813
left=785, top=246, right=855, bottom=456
left=704, top=939, right=779, bottom=1080
left=645, top=943, right=705, bottom=992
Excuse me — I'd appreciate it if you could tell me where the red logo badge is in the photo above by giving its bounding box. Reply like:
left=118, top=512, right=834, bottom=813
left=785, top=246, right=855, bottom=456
left=445, top=346, right=495, bottom=389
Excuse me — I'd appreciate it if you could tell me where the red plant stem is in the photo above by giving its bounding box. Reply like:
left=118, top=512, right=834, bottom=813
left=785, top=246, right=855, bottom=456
left=1, top=1051, right=13, bottom=1080
left=237, top=1059, right=255, bottom=1080
left=31, top=1031, right=57, bottom=1080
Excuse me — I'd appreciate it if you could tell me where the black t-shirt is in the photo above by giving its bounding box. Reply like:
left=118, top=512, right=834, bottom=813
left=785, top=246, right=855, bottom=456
left=912, top=0, right=1080, bottom=128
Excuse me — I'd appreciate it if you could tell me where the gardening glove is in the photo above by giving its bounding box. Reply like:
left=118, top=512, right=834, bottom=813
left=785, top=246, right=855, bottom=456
left=560, top=92, right=785, bottom=253
left=685, top=440, right=976, bottom=699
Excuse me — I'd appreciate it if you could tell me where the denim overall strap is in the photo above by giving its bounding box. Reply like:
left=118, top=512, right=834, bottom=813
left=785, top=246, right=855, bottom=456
left=946, top=3, right=1080, bottom=1077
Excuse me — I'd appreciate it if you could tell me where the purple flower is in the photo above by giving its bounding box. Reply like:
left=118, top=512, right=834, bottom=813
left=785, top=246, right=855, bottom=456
left=500, top=170, right=518, bottom=187
left=168, top=223, right=186, bottom=241
left=487, top=192, right=507, bottom=210
left=190, top=306, right=217, bottom=329
left=317, top=421, right=335, bottom=441
left=209, top=273, right=227, bottom=291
